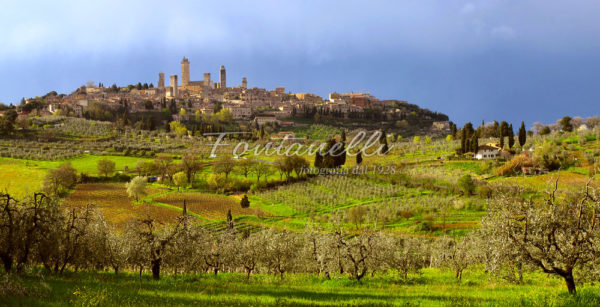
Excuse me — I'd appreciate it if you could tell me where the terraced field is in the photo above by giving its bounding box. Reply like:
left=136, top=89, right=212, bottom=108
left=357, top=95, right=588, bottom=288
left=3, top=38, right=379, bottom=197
left=152, top=192, right=263, bottom=219
left=63, top=183, right=181, bottom=229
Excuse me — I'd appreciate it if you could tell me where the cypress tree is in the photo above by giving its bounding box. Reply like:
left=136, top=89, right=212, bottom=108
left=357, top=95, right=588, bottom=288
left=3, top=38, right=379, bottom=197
left=227, top=209, right=234, bottom=230
left=499, top=129, right=505, bottom=149
left=314, top=152, right=323, bottom=168
left=508, top=124, right=515, bottom=149
left=379, top=129, right=389, bottom=154
left=356, top=150, right=363, bottom=165
left=518, top=121, right=527, bottom=147
left=450, top=122, right=457, bottom=138
left=240, top=195, right=250, bottom=208
left=460, top=129, right=467, bottom=154
left=492, top=121, right=499, bottom=138
left=500, top=121, right=509, bottom=137
left=471, top=134, right=479, bottom=153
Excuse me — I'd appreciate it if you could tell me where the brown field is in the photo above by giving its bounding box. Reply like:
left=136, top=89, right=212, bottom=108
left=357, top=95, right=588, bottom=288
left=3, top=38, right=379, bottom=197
left=63, top=183, right=182, bottom=229
left=154, top=192, right=262, bottom=219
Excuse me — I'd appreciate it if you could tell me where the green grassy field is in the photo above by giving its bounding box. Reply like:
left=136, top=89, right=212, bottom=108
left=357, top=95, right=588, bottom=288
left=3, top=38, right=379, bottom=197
left=0, top=155, right=156, bottom=197
left=4, top=269, right=600, bottom=306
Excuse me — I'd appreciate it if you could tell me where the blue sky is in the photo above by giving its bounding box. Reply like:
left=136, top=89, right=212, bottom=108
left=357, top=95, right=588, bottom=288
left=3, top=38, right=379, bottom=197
left=1, top=0, right=599, bottom=126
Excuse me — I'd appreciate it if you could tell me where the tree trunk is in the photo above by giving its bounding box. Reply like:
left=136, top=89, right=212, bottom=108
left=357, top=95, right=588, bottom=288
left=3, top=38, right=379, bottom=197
left=563, top=271, right=576, bottom=294
left=151, top=259, right=161, bottom=280
left=1, top=255, right=12, bottom=273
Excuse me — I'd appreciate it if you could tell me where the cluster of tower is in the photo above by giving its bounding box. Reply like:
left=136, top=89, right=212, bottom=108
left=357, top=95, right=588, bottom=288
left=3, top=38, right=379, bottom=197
left=157, top=57, right=248, bottom=98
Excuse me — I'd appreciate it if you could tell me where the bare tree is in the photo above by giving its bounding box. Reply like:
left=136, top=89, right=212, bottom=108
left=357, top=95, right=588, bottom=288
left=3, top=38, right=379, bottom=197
left=382, top=235, right=430, bottom=280
left=260, top=230, right=299, bottom=279
left=432, top=235, right=477, bottom=281
left=483, top=179, right=600, bottom=294
left=135, top=216, right=186, bottom=280
left=335, top=231, right=379, bottom=281
left=0, top=193, right=56, bottom=273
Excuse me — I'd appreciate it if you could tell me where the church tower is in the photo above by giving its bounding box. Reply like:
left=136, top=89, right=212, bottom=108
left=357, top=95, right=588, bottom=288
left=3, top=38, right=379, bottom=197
left=181, top=57, right=190, bottom=87
left=220, top=65, right=226, bottom=89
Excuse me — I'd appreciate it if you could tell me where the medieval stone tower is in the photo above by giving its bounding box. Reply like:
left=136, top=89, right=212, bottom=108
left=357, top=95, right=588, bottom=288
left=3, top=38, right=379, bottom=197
left=170, top=75, right=178, bottom=97
left=242, top=77, right=247, bottom=89
left=220, top=65, right=226, bottom=89
left=203, top=73, right=211, bottom=87
left=158, top=72, right=165, bottom=89
left=181, top=57, right=190, bottom=87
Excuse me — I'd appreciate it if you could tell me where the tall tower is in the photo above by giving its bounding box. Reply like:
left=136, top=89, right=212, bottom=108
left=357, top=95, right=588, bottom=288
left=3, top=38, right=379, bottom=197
left=181, top=57, right=190, bottom=87
left=170, top=75, right=178, bottom=97
left=158, top=72, right=165, bottom=89
left=203, top=73, right=211, bottom=87
left=242, top=77, right=247, bottom=89
left=220, top=65, right=226, bottom=89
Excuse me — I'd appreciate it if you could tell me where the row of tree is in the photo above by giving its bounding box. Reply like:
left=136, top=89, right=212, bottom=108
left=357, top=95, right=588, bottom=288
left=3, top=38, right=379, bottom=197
left=457, top=121, right=528, bottom=154
left=2, top=181, right=598, bottom=294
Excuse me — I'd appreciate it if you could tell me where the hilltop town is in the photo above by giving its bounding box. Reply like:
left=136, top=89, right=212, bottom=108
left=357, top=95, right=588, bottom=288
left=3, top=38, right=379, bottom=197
left=4, top=56, right=449, bottom=134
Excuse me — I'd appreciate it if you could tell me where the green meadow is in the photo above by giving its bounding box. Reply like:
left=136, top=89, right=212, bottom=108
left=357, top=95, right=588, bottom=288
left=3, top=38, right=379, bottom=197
left=4, top=269, right=600, bottom=306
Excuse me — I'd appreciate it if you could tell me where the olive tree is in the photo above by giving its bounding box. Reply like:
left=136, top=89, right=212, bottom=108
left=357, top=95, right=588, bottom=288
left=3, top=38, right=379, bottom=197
left=336, top=231, right=381, bottom=281
left=43, top=163, right=78, bottom=196
left=382, top=235, right=430, bottom=280
left=432, top=235, right=478, bottom=281
left=259, top=230, right=300, bottom=279
left=300, top=226, right=336, bottom=278
left=125, top=176, right=147, bottom=201
left=181, top=153, right=203, bottom=185
left=134, top=216, right=186, bottom=280
left=97, top=158, right=116, bottom=178
left=0, top=193, right=56, bottom=273
left=483, top=179, right=600, bottom=294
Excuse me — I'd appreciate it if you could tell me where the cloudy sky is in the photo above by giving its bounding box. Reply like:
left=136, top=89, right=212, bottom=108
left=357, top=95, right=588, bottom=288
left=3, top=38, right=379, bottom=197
left=1, top=0, right=599, bottom=126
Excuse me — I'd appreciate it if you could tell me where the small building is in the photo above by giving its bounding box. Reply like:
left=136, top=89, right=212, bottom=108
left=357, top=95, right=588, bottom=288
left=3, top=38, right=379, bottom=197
left=226, top=106, right=252, bottom=119
left=432, top=121, right=450, bottom=132
left=475, top=143, right=502, bottom=160
left=271, top=131, right=296, bottom=140
left=279, top=121, right=295, bottom=127
left=254, top=116, right=278, bottom=126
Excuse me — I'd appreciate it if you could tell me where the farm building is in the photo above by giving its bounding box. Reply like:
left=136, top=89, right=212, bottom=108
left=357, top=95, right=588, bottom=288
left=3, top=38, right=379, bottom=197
left=474, top=143, right=502, bottom=160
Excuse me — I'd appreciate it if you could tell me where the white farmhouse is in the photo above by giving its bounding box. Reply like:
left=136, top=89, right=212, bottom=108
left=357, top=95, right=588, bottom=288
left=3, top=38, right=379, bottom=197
left=475, top=143, right=502, bottom=160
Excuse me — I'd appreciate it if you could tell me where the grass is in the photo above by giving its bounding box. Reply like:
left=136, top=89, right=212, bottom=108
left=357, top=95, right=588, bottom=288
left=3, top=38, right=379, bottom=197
left=3, top=269, right=600, bottom=306
left=491, top=170, right=599, bottom=192
left=0, top=155, right=155, bottom=198
left=0, top=158, right=48, bottom=198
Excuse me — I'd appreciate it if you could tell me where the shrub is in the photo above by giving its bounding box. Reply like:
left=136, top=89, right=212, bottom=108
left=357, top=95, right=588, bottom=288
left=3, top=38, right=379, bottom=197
left=398, top=209, right=414, bottom=219
left=418, top=213, right=436, bottom=232
left=533, top=141, right=574, bottom=171
left=457, top=175, right=475, bottom=195
left=477, top=185, right=493, bottom=199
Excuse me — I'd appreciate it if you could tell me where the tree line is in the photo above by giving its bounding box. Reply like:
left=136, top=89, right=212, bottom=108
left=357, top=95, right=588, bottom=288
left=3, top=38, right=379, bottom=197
left=1, top=181, right=598, bottom=294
